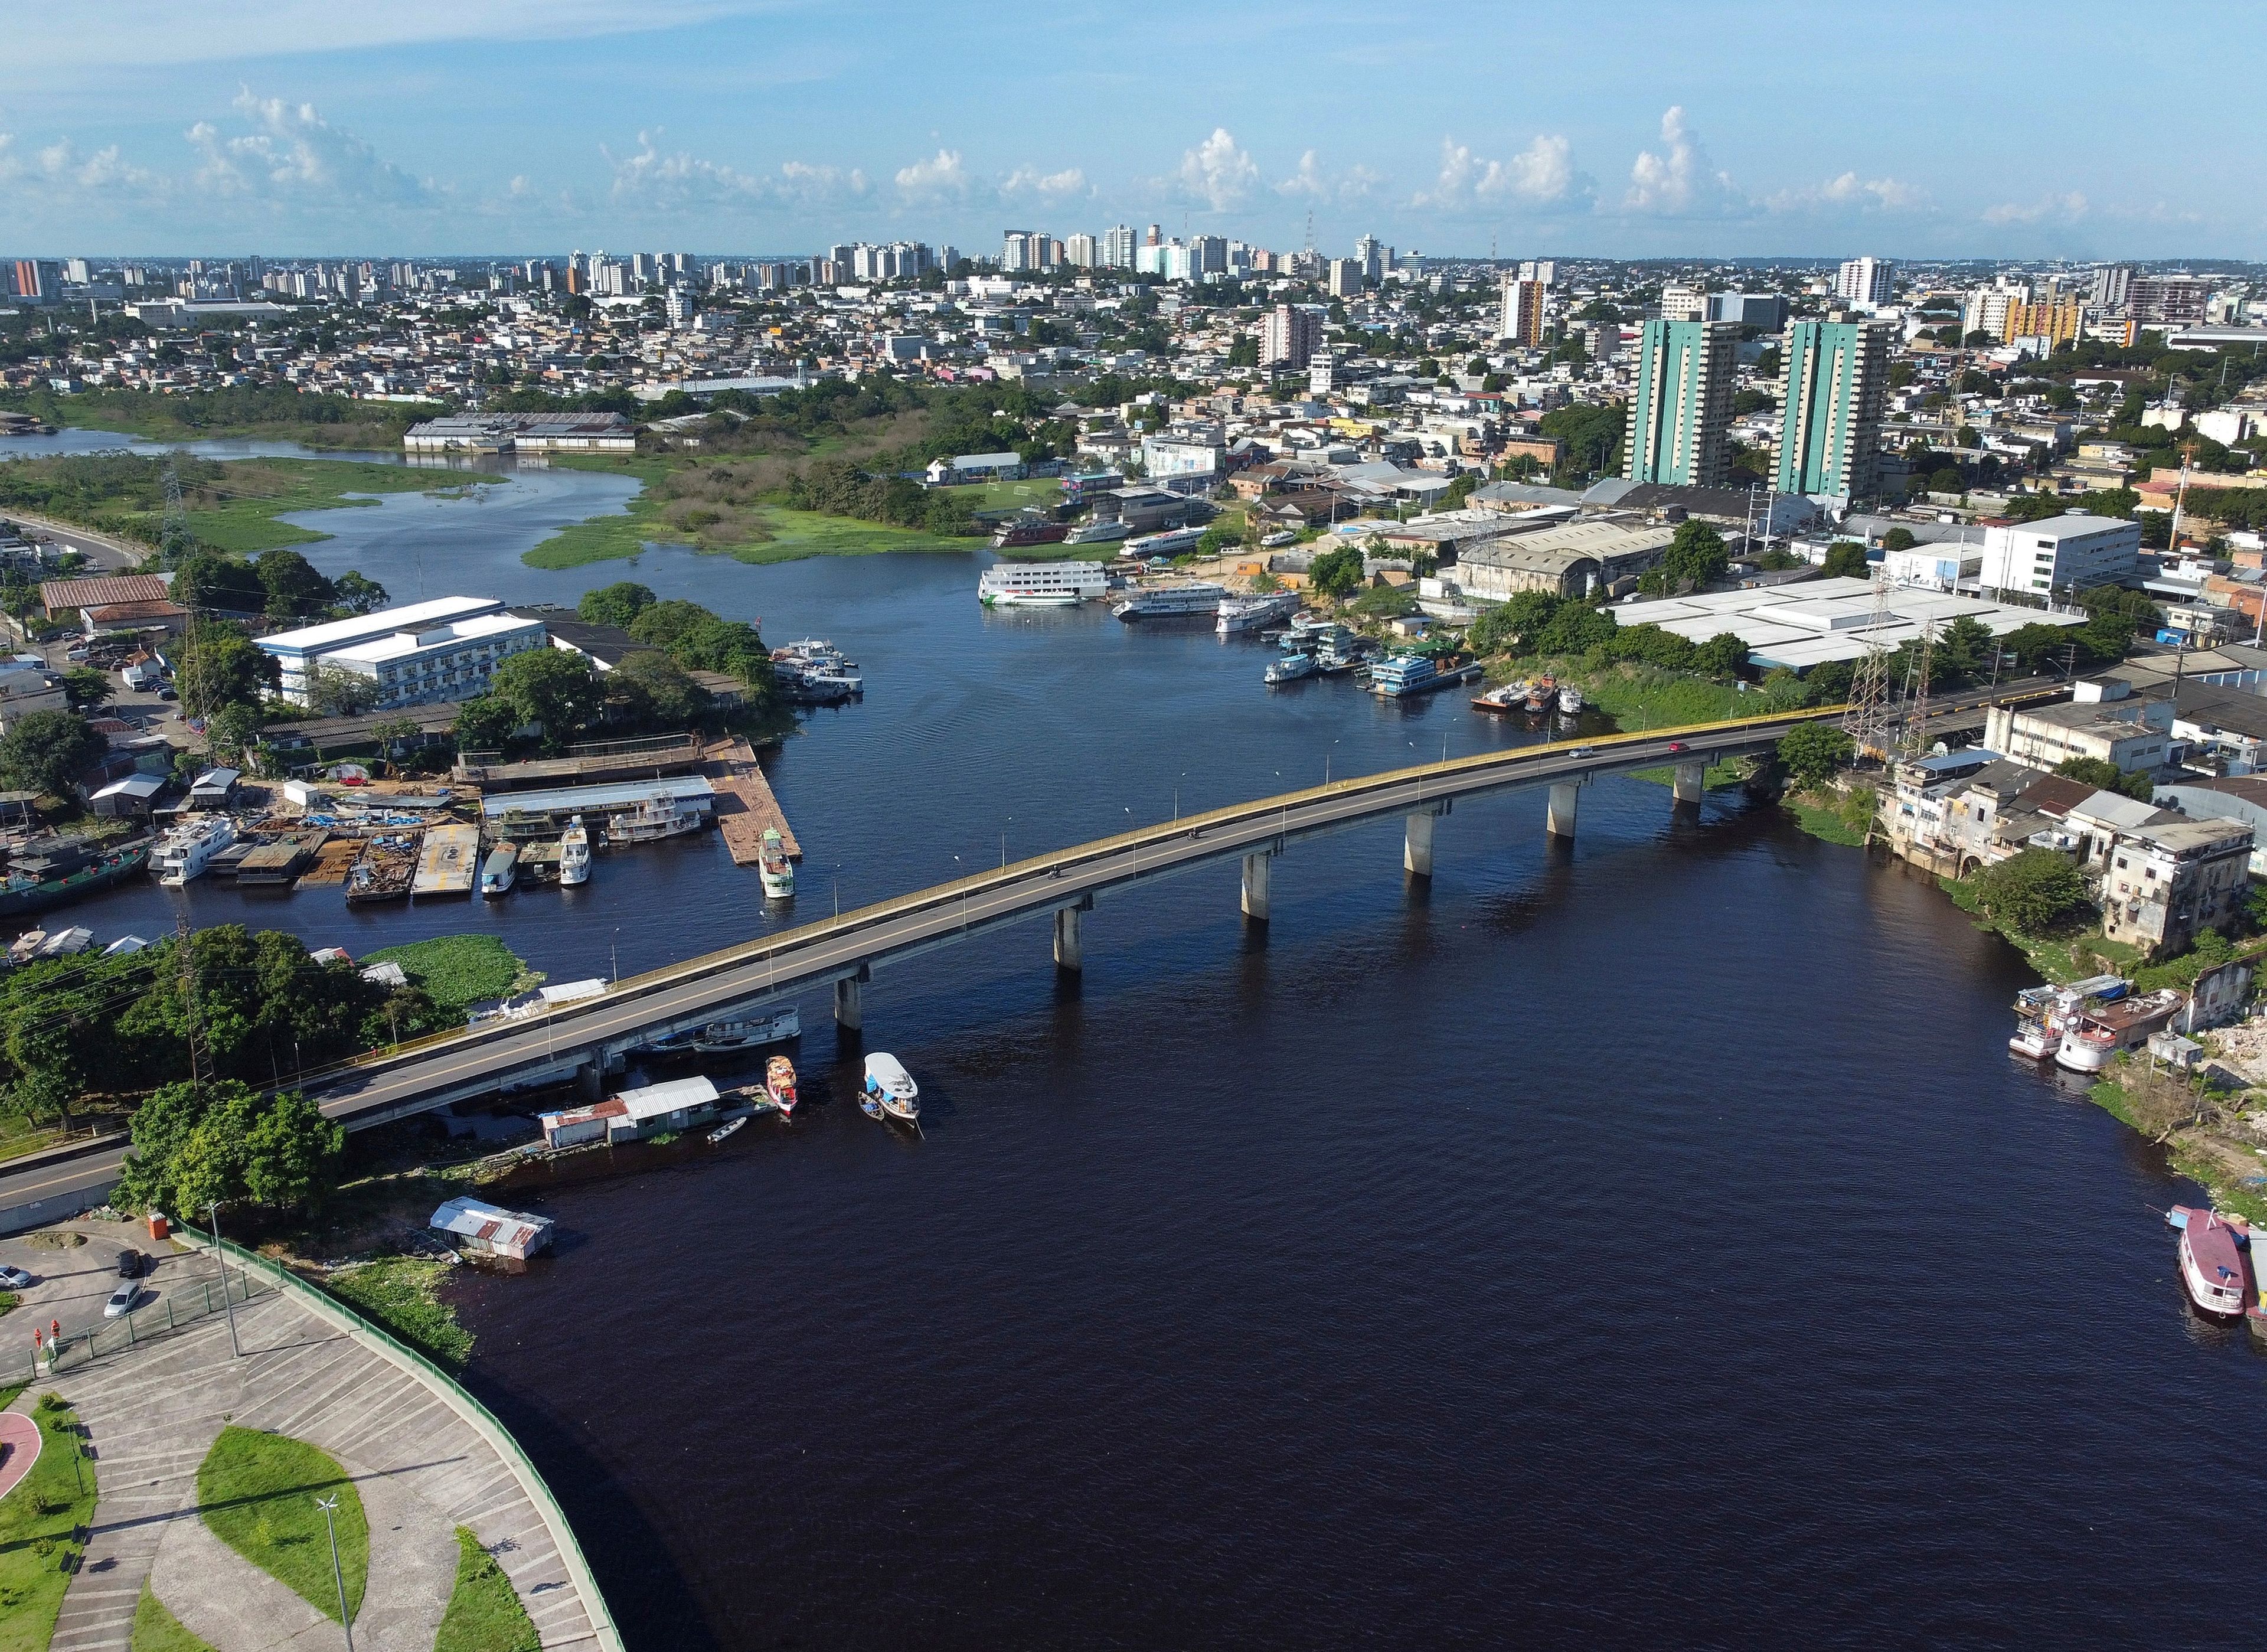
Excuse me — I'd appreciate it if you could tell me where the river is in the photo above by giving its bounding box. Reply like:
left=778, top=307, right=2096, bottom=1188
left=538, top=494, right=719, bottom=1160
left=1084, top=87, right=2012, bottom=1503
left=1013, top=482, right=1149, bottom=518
left=12, top=431, right=2261, bottom=1647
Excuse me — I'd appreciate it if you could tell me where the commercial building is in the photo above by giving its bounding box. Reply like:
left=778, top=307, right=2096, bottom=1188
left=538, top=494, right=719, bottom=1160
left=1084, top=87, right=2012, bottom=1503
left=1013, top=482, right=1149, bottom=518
left=1657, top=284, right=1709, bottom=324
left=258, top=596, right=519, bottom=706
left=1260, top=305, right=1324, bottom=370
left=1622, top=319, right=1738, bottom=487
left=403, top=413, right=635, bottom=455
left=1834, top=256, right=1894, bottom=305
left=1706, top=292, right=1788, bottom=329
left=313, top=610, right=548, bottom=710
left=1978, top=513, right=2141, bottom=597
left=1982, top=681, right=2171, bottom=774
left=8, top=260, right=63, bottom=304
left=2132, top=274, right=2212, bottom=328
left=2101, top=818, right=2254, bottom=959
left=1454, top=519, right=1676, bottom=600
left=1499, top=277, right=1547, bottom=345
left=2004, top=300, right=2082, bottom=348
left=1773, top=320, right=1890, bottom=501
left=1609, top=577, right=2086, bottom=673
left=1327, top=259, right=1365, bottom=298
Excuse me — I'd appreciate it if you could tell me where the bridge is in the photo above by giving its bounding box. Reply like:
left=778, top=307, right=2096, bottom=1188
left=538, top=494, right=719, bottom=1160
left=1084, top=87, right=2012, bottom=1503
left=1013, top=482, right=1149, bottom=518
left=0, top=687, right=2048, bottom=1229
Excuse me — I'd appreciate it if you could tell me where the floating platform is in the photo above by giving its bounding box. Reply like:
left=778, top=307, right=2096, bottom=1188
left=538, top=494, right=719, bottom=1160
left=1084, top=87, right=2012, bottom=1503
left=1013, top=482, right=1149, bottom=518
left=411, top=823, right=481, bottom=897
left=297, top=839, right=362, bottom=887
left=236, top=831, right=329, bottom=886
left=346, top=835, right=419, bottom=903
left=707, top=739, right=802, bottom=866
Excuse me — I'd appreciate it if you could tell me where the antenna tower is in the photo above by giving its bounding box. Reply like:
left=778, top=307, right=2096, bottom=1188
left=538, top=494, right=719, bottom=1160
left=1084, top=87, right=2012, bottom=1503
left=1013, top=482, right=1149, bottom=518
left=1841, top=568, right=1896, bottom=762
left=175, top=916, right=210, bottom=1093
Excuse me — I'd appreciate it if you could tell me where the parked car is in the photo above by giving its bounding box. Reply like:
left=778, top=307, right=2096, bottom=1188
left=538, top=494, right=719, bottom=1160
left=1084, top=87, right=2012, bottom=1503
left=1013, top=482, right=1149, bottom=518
left=0, top=1265, right=33, bottom=1289
left=103, top=1279, right=139, bottom=1318
left=156, top=687, right=178, bottom=701
left=116, top=1248, right=143, bottom=1279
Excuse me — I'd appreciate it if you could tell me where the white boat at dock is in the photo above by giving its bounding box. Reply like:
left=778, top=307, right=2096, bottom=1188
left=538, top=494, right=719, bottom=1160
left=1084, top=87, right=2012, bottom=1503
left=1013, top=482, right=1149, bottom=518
left=758, top=828, right=795, bottom=899
left=151, top=815, right=237, bottom=886
left=559, top=818, right=591, bottom=886
left=1217, top=593, right=1302, bottom=636
left=2054, top=987, right=2184, bottom=1072
left=692, top=1004, right=802, bottom=1053
left=479, top=841, right=519, bottom=897
left=863, top=1052, right=919, bottom=1122
left=1061, top=519, right=1132, bottom=546
left=1113, top=582, right=1225, bottom=622
left=1557, top=684, right=1585, bottom=714
left=1265, top=652, right=1319, bottom=685
left=979, top=560, right=1108, bottom=606
left=611, top=792, right=708, bottom=844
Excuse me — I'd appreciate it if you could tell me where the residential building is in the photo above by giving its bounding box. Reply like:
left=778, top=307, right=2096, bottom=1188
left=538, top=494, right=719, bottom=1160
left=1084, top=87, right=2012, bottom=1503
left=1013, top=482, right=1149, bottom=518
left=1658, top=283, right=1709, bottom=324
left=1879, top=747, right=2036, bottom=876
left=1982, top=680, right=2171, bottom=774
left=2090, top=265, right=2134, bottom=311
left=1327, top=259, right=1365, bottom=298
left=1141, top=433, right=1227, bottom=483
left=1834, top=256, right=1894, bottom=305
left=1622, top=319, right=1738, bottom=487
left=1773, top=320, right=1890, bottom=501
left=2154, top=776, right=2267, bottom=874
left=8, top=260, right=63, bottom=304
left=2131, top=273, right=2212, bottom=327
left=1100, top=225, right=1135, bottom=269
left=2003, top=300, right=2082, bottom=347
left=257, top=596, right=512, bottom=706
left=1518, top=260, right=1557, bottom=285
left=1978, top=513, right=2141, bottom=597
left=1498, top=277, right=1547, bottom=345
left=308, top=610, right=548, bottom=710
left=1259, top=305, right=1323, bottom=370
left=1963, top=281, right=2028, bottom=339
left=1706, top=292, right=1788, bottom=329
left=2101, top=818, right=2254, bottom=959
left=1064, top=233, right=1098, bottom=269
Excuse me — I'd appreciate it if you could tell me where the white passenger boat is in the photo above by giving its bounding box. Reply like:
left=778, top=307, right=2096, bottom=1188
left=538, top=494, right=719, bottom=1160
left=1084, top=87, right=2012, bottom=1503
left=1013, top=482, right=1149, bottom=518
left=863, top=1052, right=919, bottom=1123
left=2053, top=987, right=2184, bottom=1073
left=979, top=560, right=1108, bottom=606
left=758, top=828, right=795, bottom=899
left=1216, top=592, right=1303, bottom=636
left=558, top=818, right=591, bottom=887
left=1264, top=652, right=1319, bottom=685
left=479, top=841, right=519, bottom=897
left=151, top=815, right=237, bottom=886
left=1061, top=519, right=1132, bottom=546
left=692, top=1004, right=801, bottom=1053
left=1124, top=527, right=1206, bottom=561
left=611, top=793, right=707, bottom=844
left=1113, top=582, right=1226, bottom=622
left=1557, top=684, right=1585, bottom=714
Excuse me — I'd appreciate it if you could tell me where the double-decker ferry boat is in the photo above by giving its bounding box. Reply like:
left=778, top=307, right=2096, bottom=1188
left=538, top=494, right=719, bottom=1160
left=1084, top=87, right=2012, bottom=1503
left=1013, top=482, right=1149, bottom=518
left=991, top=518, right=1070, bottom=549
left=151, top=816, right=237, bottom=886
left=558, top=819, right=591, bottom=887
left=1216, top=593, right=1302, bottom=636
left=1062, top=518, right=1133, bottom=546
left=1113, top=582, right=1225, bottom=622
left=978, top=560, right=1108, bottom=607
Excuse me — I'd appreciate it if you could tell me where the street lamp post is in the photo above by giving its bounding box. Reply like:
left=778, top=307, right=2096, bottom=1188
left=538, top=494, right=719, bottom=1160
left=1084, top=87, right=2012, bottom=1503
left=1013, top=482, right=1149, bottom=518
left=316, top=1494, right=355, bottom=1651
left=952, top=855, right=967, bottom=927
left=609, top=928, right=619, bottom=984
left=206, top=1203, right=239, bottom=1358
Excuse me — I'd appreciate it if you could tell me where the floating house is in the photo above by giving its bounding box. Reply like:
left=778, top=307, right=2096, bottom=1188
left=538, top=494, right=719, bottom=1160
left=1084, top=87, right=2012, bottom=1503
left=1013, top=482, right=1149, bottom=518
left=428, top=1196, right=554, bottom=1261
left=538, top=1076, right=722, bottom=1148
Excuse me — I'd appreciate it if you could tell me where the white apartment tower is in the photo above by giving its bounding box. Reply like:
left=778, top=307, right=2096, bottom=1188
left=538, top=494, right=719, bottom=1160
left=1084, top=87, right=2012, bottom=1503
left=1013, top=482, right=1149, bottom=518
left=1100, top=225, right=1135, bottom=269
left=1834, top=256, right=1894, bottom=305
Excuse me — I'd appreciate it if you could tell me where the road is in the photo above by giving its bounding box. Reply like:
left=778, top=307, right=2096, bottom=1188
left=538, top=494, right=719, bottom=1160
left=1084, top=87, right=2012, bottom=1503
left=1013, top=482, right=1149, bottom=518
left=1, top=508, right=149, bottom=573
left=0, top=685, right=2058, bottom=1229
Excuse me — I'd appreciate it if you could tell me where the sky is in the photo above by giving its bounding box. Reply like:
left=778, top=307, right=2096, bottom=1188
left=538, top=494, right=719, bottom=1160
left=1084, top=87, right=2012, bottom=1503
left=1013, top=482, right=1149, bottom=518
left=4, top=0, right=2262, bottom=262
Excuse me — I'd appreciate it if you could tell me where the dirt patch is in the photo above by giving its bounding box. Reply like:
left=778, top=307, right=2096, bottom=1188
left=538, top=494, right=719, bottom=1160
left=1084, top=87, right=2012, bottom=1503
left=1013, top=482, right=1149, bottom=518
left=20, top=1230, right=86, bottom=1251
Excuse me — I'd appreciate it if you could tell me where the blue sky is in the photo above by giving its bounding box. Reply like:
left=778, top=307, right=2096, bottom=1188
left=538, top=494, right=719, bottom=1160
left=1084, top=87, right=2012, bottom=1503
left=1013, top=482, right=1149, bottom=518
left=5, top=0, right=2261, bottom=260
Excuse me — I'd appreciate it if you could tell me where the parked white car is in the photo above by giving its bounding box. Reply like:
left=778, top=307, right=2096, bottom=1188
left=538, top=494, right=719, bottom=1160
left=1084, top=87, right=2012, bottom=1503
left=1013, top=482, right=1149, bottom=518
left=103, top=1279, right=139, bottom=1318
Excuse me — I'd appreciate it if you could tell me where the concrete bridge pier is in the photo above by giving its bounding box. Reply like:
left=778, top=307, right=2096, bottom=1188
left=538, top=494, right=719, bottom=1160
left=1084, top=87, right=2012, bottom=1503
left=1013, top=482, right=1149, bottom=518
left=1053, top=904, right=1083, bottom=972
left=834, top=974, right=864, bottom=1031
left=577, top=1059, right=605, bottom=1100
left=1547, top=780, right=1581, bottom=839
left=1241, top=851, right=1271, bottom=922
left=1403, top=810, right=1435, bottom=877
left=1673, top=760, right=1707, bottom=804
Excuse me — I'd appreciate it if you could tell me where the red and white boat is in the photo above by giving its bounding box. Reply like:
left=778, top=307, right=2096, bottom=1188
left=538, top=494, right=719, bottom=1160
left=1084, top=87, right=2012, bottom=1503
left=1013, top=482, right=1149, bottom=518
left=765, top=1055, right=798, bottom=1120
left=2054, top=988, right=2184, bottom=1073
left=2168, top=1206, right=2253, bottom=1320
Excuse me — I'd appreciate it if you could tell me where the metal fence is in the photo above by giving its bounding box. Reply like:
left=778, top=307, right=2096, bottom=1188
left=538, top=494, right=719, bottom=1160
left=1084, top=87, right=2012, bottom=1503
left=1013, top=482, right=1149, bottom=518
left=44, top=1253, right=274, bottom=1376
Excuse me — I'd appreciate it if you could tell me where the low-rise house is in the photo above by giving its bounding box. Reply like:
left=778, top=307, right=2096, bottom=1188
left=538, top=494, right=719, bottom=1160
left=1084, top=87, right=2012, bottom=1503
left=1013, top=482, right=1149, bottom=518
left=1879, top=748, right=2031, bottom=874
left=538, top=1075, right=723, bottom=1147
left=429, top=1196, right=554, bottom=1261
left=2100, top=817, right=2254, bottom=958
left=1982, top=680, right=2171, bottom=775
left=2153, top=776, right=2267, bottom=874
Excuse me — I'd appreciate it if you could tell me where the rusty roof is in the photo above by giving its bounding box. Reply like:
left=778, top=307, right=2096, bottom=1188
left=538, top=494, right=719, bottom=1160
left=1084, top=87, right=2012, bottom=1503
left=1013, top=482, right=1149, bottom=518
left=40, top=575, right=170, bottom=612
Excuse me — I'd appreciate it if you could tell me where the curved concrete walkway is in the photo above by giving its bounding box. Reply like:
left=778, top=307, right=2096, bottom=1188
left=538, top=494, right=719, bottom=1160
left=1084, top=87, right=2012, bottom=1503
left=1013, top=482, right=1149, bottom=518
left=0, top=1410, right=41, bottom=1503
left=40, top=1286, right=610, bottom=1651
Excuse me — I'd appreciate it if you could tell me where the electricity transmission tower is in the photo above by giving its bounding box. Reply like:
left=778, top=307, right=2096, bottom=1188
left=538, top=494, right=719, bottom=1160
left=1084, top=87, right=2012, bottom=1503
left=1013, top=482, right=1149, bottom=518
left=1902, top=619, right=1937, bottom=759
left=159, top=458, right=192, bottom=563
left=1841, top=570, right=1896, bottom=762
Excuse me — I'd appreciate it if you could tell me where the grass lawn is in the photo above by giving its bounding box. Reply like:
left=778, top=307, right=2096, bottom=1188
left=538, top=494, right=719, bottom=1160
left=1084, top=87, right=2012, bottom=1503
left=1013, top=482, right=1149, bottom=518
left=131, top=1584, right=217, bottom=1652
left=937, top=478, right=1063, bottom=511
left=361, top=935, right=533, bottom=1020
left=436, top=1526, right=541, bottom=1652
left=197, top=1426, right=367, bottom=1624
left=99, top=459, right=507, bottom=555
left=323, top=1257, right=473, bottom=1365
left=0, top=1392, right=97, bottom=1652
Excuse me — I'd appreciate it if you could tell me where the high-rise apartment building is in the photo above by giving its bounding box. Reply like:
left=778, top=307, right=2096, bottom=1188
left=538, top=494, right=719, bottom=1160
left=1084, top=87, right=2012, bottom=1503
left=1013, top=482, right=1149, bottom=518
left=2131, top=273, right=2212, bottom=327
left=1834, top=256, right=1894, bottom=305
left=1144, top=224, right=1164, bottom=247
left=1327, top=258, right=1364, bottom=298
left=1962, top=281, right=2028, bottom=339
left=2003, top=300, right=2082, bottom=348
left=1100, top=225, right=1135, bottom=269
left=1658, top=283, right=1709, bottom=323
left=8, top=260, right=61, bottom=303
left=1623, top=320, right=1739, bottom=487
left=2090, top=264, right=2134, bottom=311
left=1498, top=276, right=1547, bottom=345
left=1259, top=304, right=1323, bottom=370
left=1774, top=320, right=1890, bottom=501
left=1064, top=233, right=1098, bottom=269
left=1518, top=260, right=1557, bottom=285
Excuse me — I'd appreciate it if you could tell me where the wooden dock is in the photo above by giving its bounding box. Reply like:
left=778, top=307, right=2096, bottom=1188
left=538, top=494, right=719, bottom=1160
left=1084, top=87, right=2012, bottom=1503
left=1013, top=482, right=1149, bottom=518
left=298, top=839, right=362, bottom=887
left=413, top=822, right=481, bottom=897
left=705, top=738, right=802, bottom=866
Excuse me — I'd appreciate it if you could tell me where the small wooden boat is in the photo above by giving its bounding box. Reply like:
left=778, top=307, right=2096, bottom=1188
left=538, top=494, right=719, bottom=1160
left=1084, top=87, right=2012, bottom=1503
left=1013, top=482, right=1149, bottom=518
left=707, top=1116, right=746, bottom=1145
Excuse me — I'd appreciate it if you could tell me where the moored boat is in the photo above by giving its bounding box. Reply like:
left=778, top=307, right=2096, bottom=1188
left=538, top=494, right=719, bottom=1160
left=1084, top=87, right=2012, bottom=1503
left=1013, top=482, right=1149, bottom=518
left=2054, top=987, right=2183, bottom=1073
left=765, top=1054, right=798, bottom=1118
left=479, top=841, right=520, bottom=897
left=2168, top=1205, right=2252, bottom=1319
left=151, top=816, right=237, bottom=886
left=1472, top=681, right=1528, bottom=713
left=0, top=838, right=151, bottom=918
left=1113, top=582, right=1225, bottom=622
left=979, top=560, right=1107, bottom=606
left=758, top=828, right=795, bottom=899
left=1216, top=592, right=1302, bottom=636
left=991, top=517, right=1070, bottom=549
left=2008, top=975, right=2124, bottom=1060
left=863, top=1052, right=919, bottom=1123
left=1061, top=518, right=1132, bottom=546
left=559, top=818, right=591, bottom=887
left=692, top=1004, right=801, bottom=1053
left=1557, top=684, right=1585, bottom=714
left=1265, top=652, right=1319, bottom=685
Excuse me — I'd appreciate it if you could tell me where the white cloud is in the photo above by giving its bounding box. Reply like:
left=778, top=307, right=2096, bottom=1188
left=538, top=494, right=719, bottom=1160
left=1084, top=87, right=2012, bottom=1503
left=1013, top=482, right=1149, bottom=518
left=894, top=147, right=969, bottom=202
left=1002, top=165, right=1089, bottom=203
left=609, top=133, right=865, bottom=210
left=1765, top=171, right=1927, bottom=214
left=1621, top=105, right=1740, bottom=216
left=1177, top=128, right=1258, bottom=211
left=1276, top=149, right=1382, bottom=204
left=1982, top=191, right=2089, bottom=226
left=1413, top=133, right=1582, bottom=209
left=190, top=89, right=439, bottom=206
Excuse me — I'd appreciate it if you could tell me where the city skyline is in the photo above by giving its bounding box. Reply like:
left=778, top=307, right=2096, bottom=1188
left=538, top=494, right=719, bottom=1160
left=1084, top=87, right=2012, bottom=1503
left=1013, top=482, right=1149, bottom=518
left=5, top=0, right=2263, bottom=259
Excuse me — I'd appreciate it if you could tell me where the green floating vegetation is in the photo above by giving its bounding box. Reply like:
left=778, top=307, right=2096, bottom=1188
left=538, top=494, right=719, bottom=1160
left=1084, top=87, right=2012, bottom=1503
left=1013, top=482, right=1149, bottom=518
left=323, top=1256, right=474, bottom=1366
left=196, top=1426, right=368, bottom=1624
left=0, top=1393, right=97, bottom=1652
left=361, top=935, right=534, bottom=1020
left=436, top=1526, right=543, bottom=1652
left=130, top=1585, right=218, bottom=1652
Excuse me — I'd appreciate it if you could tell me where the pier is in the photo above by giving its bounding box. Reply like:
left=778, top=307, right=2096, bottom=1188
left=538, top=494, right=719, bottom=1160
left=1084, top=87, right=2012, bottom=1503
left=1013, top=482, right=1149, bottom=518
left=708, top=737, right=803, bottom=864
left=412, top=822, right=481, bottom=896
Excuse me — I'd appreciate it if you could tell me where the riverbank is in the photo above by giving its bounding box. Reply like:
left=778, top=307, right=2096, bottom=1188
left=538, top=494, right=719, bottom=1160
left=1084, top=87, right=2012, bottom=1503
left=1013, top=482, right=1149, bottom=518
left=3, top=388, right=435, bottom=453
left=524, top=453, right=984, bottom=569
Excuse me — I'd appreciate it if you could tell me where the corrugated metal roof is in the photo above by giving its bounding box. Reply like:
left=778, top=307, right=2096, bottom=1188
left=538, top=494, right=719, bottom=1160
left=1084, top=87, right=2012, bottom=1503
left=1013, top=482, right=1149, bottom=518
left=481, top=776, right=714, bottom=817
left=40, top=575, right=171, bottom=611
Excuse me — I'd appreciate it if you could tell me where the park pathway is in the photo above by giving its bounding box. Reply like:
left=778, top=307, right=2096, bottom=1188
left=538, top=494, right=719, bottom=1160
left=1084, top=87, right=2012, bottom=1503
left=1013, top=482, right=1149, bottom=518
left=40, top=1281, right=611, bottom=1651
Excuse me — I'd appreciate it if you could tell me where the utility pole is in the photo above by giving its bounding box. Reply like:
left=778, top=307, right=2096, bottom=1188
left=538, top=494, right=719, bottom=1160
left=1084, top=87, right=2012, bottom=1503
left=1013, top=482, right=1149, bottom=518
left=207, top=1204, right=239, bottom=1358
left=316, top=1494, right=355, bottom=1651
left=176, top=918, right=208, bottom=1092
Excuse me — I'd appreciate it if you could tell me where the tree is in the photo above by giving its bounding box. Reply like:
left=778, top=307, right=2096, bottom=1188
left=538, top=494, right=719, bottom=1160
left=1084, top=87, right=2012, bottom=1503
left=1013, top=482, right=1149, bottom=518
left=113, top=1078, right=344, bottom=1217
left=311, top=665, right=378, bottom=716
left=1881, top=527, right=1917, bottom=553
left=578, top=582, right=658, bottom=631
left=490, top=648, right=603, bottom=747
left=2054, top=756, right=2155, bottom=801
left=1967, top=848, right=2087, bottom=933
left=1822, top=540, right=1872, bottom=580
left=1657, top=520, right=1729, bottom=592
left=333, top=571, right=388, bottom=615
left=453, top=694, right=518, bottom=752
left=174, top=620, right=277, bottom=713
left=170, top=552, right=264, bottom=614
left=1694, top=632, right=1750, bottom=681
left=2003, top=622, right=2085, bottom=674
left=607, top=649, right=710, bottom=730
left=254, top=548, right=337, bottom=620
left=0, top=710, right=104, bottom=799
left=1778, top=724, right=1854, bottom=786
left=1308, top=543, right=1364, bottom=598
left=61, top=667, right=113, bottom=710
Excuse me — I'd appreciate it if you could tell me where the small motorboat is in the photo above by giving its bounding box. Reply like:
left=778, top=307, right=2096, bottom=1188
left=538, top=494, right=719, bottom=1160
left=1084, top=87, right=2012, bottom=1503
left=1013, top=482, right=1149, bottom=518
left=1471, top=681, right=1526, bottom=714
left=863, top=1052, right=919, bottom=1123
left=707, top=1116, right=746, bottom=1145
left=765, top=1054, right=798, bottom=1119
left=1557, top=684, right=1585, bottom=715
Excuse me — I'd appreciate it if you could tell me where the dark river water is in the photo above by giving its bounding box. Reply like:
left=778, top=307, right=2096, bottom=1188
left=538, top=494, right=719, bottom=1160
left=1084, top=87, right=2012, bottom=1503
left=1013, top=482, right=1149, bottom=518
left=16, top=437, right=2261, bottom=1647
